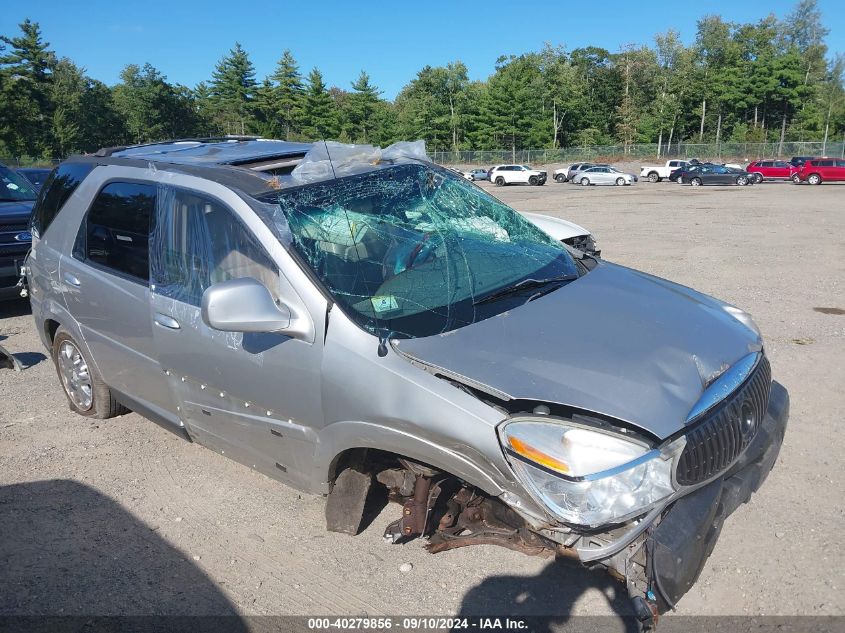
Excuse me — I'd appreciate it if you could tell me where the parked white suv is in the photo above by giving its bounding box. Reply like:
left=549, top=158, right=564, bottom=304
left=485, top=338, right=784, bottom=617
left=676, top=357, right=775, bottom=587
left=488, top=164, right=547, bottom=186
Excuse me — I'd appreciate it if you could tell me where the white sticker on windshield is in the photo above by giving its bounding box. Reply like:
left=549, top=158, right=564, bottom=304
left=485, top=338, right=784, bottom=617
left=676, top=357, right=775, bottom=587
left=371, top=295, right=399, bottom=313
left=6, top=183, right=19, bottom=190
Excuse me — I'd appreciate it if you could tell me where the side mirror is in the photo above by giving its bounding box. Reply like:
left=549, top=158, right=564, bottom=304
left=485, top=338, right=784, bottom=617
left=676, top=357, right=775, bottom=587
left=201, top=278, right=291, bottom=333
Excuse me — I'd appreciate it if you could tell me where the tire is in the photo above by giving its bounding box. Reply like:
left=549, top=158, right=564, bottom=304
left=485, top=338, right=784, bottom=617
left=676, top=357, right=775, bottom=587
left=615, top=177, right=625, bottom=186
left=690, top=177, right=702, bottom=187
left=676, top=176, right=683, bottom=184
left=736, top=175, right=749, bottom=186
left=647, top=172, right=660, bottom=183
left=752, top=173, right=763, bottom=183
left=52, top=327, right=128, bottom=419
left=791, top=174, right=800, bottom=183
left=807, top=173, right=822, bottom=185
left=580, top=177, right=590, bottom=186
left=555, top=174, right=566, bottom=183
left=528, top=175, right=539, bottom=185
left=495, top=176, right=505, bottom=186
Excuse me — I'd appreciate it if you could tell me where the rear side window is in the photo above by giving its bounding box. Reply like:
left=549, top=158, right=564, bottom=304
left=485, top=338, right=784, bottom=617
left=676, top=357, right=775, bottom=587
left=82, top=182, right=155, bottom=281
left=31, top=163, right=93, bottom=237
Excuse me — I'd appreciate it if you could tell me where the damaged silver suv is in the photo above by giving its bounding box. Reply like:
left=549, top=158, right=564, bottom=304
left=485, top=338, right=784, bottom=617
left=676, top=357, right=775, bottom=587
left=27, top=138, right=788, bottom=627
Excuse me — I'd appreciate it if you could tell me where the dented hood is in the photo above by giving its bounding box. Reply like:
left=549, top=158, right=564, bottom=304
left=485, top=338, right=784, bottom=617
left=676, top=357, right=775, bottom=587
left=393, top=262, right=762, bottom=440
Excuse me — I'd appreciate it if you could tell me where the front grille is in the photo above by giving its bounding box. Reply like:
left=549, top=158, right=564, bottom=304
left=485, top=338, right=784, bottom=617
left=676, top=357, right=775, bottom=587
left=676, top=355, right=771, bottom=486
left=0, top=221, right=30, bottom=255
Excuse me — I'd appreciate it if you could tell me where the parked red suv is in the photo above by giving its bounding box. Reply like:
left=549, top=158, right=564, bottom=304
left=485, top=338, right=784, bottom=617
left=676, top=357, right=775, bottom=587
left=798, top=158, right=845, bottom=185
left=746, top=159, right=800, bottom=183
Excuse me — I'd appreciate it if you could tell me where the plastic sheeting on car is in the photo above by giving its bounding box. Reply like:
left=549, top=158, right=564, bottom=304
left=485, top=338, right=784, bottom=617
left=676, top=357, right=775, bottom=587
left=290, top=140, right=429, bottom=185
left=151, top=185, right=281, bottom=308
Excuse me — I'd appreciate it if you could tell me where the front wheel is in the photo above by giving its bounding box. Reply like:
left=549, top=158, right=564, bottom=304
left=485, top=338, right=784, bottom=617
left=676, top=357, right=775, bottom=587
left=615, top=177, right=625, bottom=186
left=752, top=173, right=763, bottom=184
left=791, top=173, right=801, bottom=183
left=580, top=177, right=590, bottom=186
left=495, top=176, right=505, bottom=186
left=676, top=176, right=684, bottom=183
left=528, top=175, right=539, bottom=186
left=52, top=328, right=128, bottom=419
left=807, top=173, right=822, bottom=185
left=690, top=177, right=702, bottom=187
left=555, top=174, right=566, bottom=183
left=647, top=172, right=660, bottom=183
left=736, top=175, right=749, bottom=186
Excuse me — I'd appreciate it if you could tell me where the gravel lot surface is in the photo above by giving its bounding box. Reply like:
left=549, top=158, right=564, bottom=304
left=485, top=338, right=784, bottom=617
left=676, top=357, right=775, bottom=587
left=1, top=177, right=843, bottom=620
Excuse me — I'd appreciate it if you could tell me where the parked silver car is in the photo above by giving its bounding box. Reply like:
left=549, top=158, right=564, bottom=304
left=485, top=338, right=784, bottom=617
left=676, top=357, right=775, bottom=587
left=27, top=138, right=788, bottom=625
left=574, top=165, right=638, bottom=186
left=463, top=168, right=489, bottom=181
left=566, top=162, right=602, bottom=182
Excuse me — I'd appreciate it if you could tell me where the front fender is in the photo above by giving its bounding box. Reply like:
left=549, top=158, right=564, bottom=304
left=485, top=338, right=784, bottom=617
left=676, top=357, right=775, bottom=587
left=312, top=419, right=507, bottom=496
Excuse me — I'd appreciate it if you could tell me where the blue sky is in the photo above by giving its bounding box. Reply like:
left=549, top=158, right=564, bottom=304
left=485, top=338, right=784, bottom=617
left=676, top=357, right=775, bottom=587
left=1, top=0, right=842, bottom=99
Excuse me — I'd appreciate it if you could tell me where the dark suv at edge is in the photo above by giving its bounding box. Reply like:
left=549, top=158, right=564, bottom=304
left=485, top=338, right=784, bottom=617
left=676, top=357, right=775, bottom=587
left=0, top=163, right=39, bottom=300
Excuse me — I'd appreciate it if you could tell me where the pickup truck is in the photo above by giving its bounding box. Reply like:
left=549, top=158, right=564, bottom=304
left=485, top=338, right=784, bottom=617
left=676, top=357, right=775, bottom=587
left=640, top=159, right=691, bottom=183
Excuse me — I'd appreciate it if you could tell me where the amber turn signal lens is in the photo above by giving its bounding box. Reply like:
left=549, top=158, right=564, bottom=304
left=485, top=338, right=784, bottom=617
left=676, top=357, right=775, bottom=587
left=508, top=436, right=570, bottom=474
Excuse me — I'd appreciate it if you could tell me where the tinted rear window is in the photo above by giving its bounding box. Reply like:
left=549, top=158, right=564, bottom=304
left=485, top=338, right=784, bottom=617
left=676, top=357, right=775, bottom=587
left=31, top=163, right=94, bottom=237
left=83, top=181, right=155, bottom=281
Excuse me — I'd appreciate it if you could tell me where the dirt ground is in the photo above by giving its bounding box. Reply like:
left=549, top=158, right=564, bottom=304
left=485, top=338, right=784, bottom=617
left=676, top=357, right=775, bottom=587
left=1, top=177, right=843, bottom=620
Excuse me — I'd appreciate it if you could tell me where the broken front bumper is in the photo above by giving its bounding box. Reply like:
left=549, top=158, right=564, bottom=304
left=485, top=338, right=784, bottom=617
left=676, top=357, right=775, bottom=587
left=645, top=380, right=789, bottom=611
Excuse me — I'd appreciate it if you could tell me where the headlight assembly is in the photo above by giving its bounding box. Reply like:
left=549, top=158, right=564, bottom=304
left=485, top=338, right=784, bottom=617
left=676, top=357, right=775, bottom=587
left=500, top=418, right=681, bottom=527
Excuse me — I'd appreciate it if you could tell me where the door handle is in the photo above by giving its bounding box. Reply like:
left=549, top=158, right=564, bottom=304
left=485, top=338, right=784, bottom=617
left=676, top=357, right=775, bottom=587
left=154, top=313, right=181, bottom=330
left=63, top=272, right=81, bottom=287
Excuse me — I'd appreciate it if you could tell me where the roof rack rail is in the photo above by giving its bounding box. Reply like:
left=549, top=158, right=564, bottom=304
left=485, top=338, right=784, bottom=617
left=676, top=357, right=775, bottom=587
left=94, top=136, right=265, bottom=158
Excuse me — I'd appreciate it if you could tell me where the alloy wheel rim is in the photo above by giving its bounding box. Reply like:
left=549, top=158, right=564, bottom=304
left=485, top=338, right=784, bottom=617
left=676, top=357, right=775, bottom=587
left=58, top=340, right=93, bottom=410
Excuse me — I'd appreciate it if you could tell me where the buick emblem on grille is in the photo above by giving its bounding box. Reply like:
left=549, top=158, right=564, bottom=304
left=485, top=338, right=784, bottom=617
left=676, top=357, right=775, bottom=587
left=740, top=402, right=757, bottom=437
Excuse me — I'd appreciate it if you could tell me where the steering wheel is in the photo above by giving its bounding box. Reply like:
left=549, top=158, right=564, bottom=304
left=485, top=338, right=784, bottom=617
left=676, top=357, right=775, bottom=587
left=405, top=232, right=436, bottom=270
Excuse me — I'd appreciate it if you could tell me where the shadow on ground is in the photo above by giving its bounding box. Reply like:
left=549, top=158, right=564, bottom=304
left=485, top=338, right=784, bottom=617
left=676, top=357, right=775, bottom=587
left=457, top=556, right=638, bottom=632
left=0, top=479, right=246, bottom=628
left=0, top=333, right=46, bottom=370
left=0, top=297, right=32, bottom=319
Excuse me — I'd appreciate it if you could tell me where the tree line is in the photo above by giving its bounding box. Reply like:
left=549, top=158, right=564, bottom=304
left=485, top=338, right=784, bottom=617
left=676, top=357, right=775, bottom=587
left=0, top=0, right=842, bottom=160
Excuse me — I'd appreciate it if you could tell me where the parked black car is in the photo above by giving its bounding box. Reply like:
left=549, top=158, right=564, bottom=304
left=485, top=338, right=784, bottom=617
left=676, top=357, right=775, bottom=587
left=0, top=163, right=37, bottom=299
left=677, top=164, right=753, bottom=186
left=17, top=167, right=53, bottom=192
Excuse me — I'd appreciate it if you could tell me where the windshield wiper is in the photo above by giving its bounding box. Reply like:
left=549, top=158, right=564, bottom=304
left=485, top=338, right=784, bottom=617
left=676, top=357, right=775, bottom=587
left=473, top=275, right=576, bottom=306
left=0, top=197, right=34, bottom=202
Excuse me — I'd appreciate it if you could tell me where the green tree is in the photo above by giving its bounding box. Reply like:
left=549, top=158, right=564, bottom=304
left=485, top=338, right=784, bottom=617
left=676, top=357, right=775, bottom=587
left=474, top=54, right=548, bottom=153
left=0, top=19, right=56, bottom=157
left=269, top=50, right=305, bottom=139
left=209, top=42, right=257, bottom=135
left=344, top=71, right=381, bottom=143
left=301, top=68, right=339, bottom=139
left=113, top=63, right=202, bottom=143
left=395, top=61, right=470, bottom=151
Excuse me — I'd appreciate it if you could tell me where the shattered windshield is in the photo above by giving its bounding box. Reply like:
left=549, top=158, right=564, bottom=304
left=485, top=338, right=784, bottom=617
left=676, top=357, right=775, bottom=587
left=262, top=163, right=578, bottom=338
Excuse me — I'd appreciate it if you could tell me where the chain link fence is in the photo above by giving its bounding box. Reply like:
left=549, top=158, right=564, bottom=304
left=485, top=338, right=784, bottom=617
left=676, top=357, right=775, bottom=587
left=430, top=141, right=845, bottom=166
left=4, top=139, right=844, bottom=169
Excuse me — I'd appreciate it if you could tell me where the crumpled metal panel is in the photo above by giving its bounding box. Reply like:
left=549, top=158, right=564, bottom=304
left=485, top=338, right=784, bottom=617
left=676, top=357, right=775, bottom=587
left=394, top=262, right=762, bottom=440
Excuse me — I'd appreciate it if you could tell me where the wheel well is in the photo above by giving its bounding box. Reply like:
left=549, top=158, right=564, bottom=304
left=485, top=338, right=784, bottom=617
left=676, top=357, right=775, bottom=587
left=44, top=319, right=60, bottom=345
left=328, top=447, right=451, bottom=489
